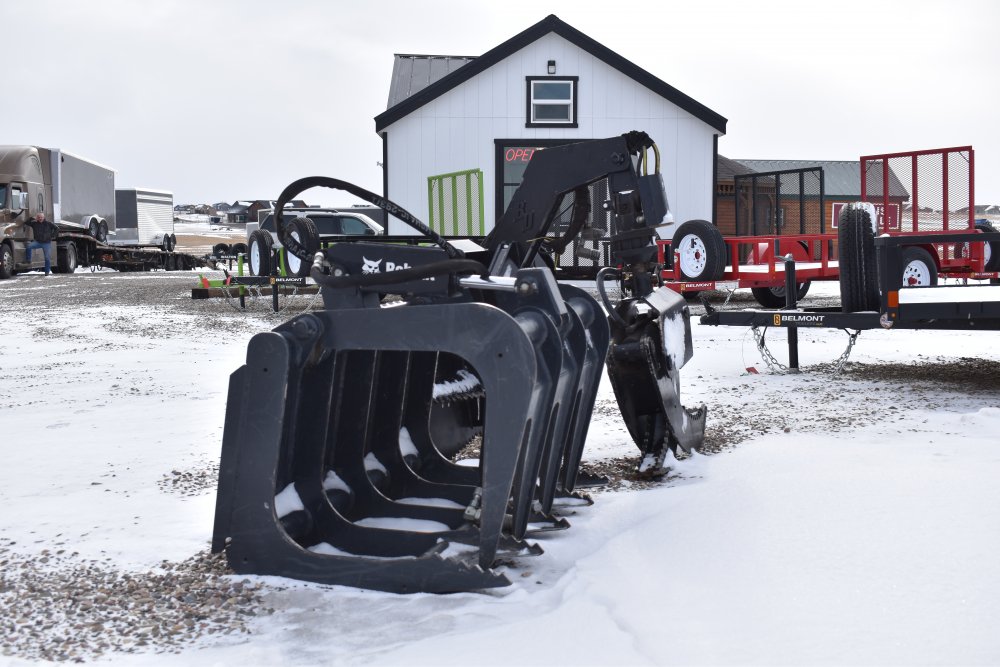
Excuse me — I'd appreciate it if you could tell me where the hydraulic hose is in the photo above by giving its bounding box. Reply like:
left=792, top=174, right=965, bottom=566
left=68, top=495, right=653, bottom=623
left=273, top=176, right=461, bottom=263
left=596, top=266, right=628, bottom=328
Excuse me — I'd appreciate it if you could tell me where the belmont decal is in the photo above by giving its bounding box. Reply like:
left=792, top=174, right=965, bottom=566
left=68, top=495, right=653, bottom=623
left=772, top=313, right=826, bottom=326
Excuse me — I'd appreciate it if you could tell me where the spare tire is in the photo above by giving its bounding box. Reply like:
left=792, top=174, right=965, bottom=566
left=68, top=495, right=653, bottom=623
left=248, top=230, right=273, bottom=276
left=838, top=204, right=879, bottom=312
left=285, top=217, right=320, bottom=278
left=671, top=219, right=726, bottom=281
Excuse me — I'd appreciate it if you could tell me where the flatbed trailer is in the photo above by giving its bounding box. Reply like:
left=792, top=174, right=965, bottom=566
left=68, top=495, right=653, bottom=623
left=700, top=232, right=1000, bottom=367
left=51, top=231, right=209, bottom=273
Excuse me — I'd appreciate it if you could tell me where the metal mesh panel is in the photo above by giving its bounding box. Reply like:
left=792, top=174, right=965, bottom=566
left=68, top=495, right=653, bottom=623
left=862, top=148, right=973, bottom=234
left=552, top=178, right=613, bottom=276
left=734, top=168, right=825, bottom=237
left=427, top=169, right=484, bottom=236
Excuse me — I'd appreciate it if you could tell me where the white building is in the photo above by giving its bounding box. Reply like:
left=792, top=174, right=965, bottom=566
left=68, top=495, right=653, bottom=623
left=374, top=14, right=728, bottom=238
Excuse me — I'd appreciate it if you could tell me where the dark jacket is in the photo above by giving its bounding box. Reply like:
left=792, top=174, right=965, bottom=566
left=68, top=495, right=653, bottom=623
left=26, top=218, right=59, bottom=244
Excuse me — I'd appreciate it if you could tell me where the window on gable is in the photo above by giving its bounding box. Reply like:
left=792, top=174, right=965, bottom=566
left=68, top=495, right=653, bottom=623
left=526, top=76, right=578, bottom=128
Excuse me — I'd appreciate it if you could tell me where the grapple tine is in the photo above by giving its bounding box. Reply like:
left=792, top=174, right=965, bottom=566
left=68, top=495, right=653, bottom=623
left=556, top=287, right=611, bottom=494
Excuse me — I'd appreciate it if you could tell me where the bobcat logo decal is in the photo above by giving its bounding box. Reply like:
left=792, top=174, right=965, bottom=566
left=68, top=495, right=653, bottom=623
left=362, top=257, right=381, bottom=274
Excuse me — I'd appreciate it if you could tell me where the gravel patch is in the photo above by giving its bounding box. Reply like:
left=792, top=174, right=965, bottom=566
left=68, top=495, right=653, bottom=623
left=0, top=545, right=271, bottom=663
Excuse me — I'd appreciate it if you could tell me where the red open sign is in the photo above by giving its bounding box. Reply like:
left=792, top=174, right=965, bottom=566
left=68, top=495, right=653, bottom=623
left=504, top=148, right=538, bottom=163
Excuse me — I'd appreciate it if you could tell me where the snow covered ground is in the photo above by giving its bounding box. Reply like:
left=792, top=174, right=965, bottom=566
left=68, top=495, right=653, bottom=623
left=1, top=274, right=999, bottom=665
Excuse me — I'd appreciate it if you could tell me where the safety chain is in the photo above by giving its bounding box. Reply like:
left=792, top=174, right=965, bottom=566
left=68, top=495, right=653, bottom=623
left=830, top=329, right=861, bottom=375
left=218, top=283, right=321, bottom=316
left=751, top=326, right=789, bottom=373
left=751, top=326, right=862, bottom=375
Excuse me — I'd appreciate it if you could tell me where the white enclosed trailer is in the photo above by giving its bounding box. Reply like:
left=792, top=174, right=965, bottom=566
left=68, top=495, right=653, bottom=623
left=114, top=188, right=175, bottom=247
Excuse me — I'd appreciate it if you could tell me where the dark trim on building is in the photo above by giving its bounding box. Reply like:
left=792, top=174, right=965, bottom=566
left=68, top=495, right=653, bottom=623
left=493, top=137, right=582, bottom=219
left=382, top=132, right=389, bottom=199
left=524, top=76, right=579, bottom=128
left=712, top=134, right=718, bottom=226
left=375, top=14, right=727, bottom=134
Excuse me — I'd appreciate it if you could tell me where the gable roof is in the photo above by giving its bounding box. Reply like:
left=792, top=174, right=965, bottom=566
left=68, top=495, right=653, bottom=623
left=374, top=14, right=727, bottom=134
left=734, top=159, right=910, bottom=200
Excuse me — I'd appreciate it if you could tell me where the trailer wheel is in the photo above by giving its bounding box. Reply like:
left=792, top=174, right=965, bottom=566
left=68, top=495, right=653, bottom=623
left=286, top=217, right=320, bottom=278
left=212, top=242, right=231, bottom=259
left=838, top=205, right=879, bottom=312
left=672, top=219, right=726, bottom=281
left=248, top=231, right=273, bottom=276
left=231, top=242, right=248, bottom=257
left=973, top=221, right=999, bottom=271
left=97, top=220, right=109, bottom=243
left=169, top=233, right=177, bottom=252
left=901, top=246, right=938, bottom=287
left=751, top=281, right=811, bottom=308
left=57, top=243, right=78, bottom=274
left=88, top=218, right=100, bottom=239
left=0, top=243, right=13, bottom=279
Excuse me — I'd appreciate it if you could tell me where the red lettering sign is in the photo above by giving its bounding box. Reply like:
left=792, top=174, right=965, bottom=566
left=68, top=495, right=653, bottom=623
left=504, top=147, right=539, bottom=163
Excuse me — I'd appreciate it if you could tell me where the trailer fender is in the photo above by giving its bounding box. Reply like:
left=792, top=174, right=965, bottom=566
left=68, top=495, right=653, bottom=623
left=81, top=215, right=109, bottom=242
left=746, top=239, right=810, bottom=266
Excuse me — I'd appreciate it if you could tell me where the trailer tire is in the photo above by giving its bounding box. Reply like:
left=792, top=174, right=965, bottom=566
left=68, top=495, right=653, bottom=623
left=57, top=243, right=78, bottom=274
left=248, top=231, right=273, bottom=276
left=838, top=205, right=879, bottom=312
left=169, top=233, right=177, bottom=251
left=751, top=281, right=811, bottom=308
left=672, top=219, right=726, bottom=281
left=901, top=246, right=938, bottom=287
left=0, top=243, right=14, bottom=279
left=977, top=221, right=999, bottom=271
left=97, top=220, right=109, bottom=243
left=286, top=217, right=320, bottom=278
left=212, top=243, right=231, bottom=259
left=88, top=218, right=100, bottom=239
left=231, top=242, right=248, bottom=257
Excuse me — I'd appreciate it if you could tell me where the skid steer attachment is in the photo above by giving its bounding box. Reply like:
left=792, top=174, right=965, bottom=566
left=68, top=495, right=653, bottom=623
left=213, top=131, right=704, bottom=593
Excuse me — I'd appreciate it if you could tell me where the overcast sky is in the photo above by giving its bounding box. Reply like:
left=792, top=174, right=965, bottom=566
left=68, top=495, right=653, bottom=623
left=6, top=0, right=999, bottom=206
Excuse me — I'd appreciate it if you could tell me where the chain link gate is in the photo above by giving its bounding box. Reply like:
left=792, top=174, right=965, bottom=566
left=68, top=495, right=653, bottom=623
left=427, top=169, right=485, bottom=236
left=734, top=167, right=826, bottom=262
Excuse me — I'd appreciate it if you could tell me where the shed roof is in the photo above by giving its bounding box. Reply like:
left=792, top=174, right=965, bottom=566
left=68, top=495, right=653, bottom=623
left=717, top=155, right=757, bottom=181
left=734, top=159, right=910, bottom=200
left=375, top=14, right=727, bottom=135
left=387, top=54, right=477, bottom=109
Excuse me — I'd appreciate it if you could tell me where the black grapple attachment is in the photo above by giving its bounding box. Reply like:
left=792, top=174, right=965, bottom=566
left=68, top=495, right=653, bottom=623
left=212, top=177, right=610, bottom=593
left=213, top=131, right=705, bottom=593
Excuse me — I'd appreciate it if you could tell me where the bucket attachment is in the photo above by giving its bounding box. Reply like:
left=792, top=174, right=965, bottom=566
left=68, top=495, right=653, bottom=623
left=212, top=262, right=609, bottom=593
left=606, top=287, right=707, bottom=475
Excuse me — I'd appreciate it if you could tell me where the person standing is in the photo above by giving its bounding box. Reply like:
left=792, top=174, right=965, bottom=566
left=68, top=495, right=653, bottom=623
left=25, top=212, right=59, bottom=276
